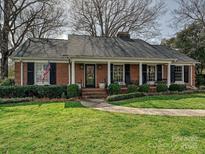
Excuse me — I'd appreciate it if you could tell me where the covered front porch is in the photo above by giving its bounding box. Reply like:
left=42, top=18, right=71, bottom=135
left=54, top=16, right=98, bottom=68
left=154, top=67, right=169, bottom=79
left=70, top=59, right=195, bottom=89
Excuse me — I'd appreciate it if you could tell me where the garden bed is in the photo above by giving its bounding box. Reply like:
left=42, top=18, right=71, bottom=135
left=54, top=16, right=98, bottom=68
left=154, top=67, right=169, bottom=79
left=110, top=93, right=205, bottom=109
left=107, top=90, right=205, bottom=102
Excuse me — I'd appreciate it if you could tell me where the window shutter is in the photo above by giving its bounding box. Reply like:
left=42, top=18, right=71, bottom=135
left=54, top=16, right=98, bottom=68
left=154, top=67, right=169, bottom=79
left=157, top=65, right=162, bottom=81
left=171, top=65, right=175, bottom=83
left=184, top=66, right=189, bottom=83
left=27, top=63, right=34, bottom=85
left=125, top=64, right=130, bottom=84
left=111, top=64, right=113, bottom=83
left=50, top=63, right=56, bottom=85
left=142, top=64, right=147, bottom=84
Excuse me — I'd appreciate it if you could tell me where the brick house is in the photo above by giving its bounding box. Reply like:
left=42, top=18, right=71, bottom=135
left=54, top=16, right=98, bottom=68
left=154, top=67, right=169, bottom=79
left=11, top=33, right=198, bottom=89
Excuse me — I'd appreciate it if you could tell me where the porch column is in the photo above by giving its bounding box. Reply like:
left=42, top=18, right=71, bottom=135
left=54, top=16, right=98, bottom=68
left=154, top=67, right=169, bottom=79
left=68, top=63, right=71, bottom=85
left=21, top=62, right=24, bottom=86
left=139, top=62, right=143, bottom=85
left=71, top=60, right=75, bottom=84
left=107, top=61, right=111, bottom=85
left=167, top=63, right=171, bottom=87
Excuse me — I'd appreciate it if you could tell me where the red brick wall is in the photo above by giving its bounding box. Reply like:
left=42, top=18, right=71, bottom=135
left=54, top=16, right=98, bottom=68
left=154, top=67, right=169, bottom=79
left=130, top=64, right=139, bottom=84
left=163, top=64, right=168, bottom=80
left=96, top=64, right=107, bottom=87
left=56, top=63, right=69, bottom=85
left=15, top=62, right=21, bottom=85
left=14, top=62, right=27, bottom=85
left=75, top=64, right=84, bottom=86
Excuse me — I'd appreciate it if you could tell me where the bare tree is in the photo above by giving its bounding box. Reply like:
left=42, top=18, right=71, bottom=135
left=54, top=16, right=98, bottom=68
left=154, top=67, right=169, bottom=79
left=0, top=0, right=66, bottom=79
left=68, top=0, right=165, bottom=38
left=173, top=0, right=205, bottom=27
left=24, top=2, right=66, bottom=39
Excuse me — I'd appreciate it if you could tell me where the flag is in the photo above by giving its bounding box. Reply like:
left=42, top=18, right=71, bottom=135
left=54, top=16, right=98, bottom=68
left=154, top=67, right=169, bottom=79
left=42, top=63, right=51, bottom=82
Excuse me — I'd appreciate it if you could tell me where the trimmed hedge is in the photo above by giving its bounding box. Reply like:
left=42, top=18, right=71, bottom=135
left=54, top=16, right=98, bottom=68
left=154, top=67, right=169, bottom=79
left=169, top=84, right=187, bottom=92
left=67, top=84, right=80, bottom=98
left=0, top=85, right=67, bottom=98
left=107, top=92, right=145, bottom=102
left=138, top=84, right=149, bottom=93
left=127, top=85, right=138, bottom=93
left=156, top=84, right=168, bottom=92
left=0, top=79, right=15, bottom=86
left=108, top=83, right=120, bottom=95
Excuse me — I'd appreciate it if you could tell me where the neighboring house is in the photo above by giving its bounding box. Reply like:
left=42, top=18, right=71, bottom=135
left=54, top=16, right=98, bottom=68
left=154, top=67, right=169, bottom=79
left=11, top=33, right=198, bottom=88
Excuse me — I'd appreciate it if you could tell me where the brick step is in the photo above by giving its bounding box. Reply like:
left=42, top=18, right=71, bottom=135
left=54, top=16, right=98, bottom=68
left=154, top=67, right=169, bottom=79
left=82, top=91, right=107, bottom=95
left=82, top=88, right=107, bottom=92
left=149, top=86, right=157, bottom=93
left=81, top=88, right=108, bottom=99
left=82, top=95, right=107, bottom=99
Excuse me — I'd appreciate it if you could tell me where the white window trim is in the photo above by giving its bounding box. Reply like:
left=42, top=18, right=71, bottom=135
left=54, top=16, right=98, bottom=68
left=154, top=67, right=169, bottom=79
left=34, top=63, right=50, bottom=85
left=113, top=64, right=125, bottom=85
left=174, top=65, right=185, bottom=84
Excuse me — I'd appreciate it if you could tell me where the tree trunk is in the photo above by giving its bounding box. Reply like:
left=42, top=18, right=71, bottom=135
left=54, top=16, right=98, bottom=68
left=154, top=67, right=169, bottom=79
left=0, top=0, right=10, bottom=79
left=0, top=54, right=8, bottom=80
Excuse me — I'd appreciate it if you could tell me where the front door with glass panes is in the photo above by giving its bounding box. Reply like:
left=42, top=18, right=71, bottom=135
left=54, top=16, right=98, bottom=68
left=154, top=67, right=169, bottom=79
left=85, top=64, right=96, bottom=88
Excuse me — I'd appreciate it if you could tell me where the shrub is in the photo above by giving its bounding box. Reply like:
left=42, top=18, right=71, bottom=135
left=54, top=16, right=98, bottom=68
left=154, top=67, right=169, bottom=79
left=0, top=85, right=67, bottom=98
left=127, top=85, right=138, bottom=93
left=107, top=92, right=145, bottom=102
left=156, top=84, right=168, bottom=92
left=169, top=84, right=187, bottom=92
left=0, top=78, right=15, bottom=86
left=138, top=84, right=149, bottom=93
left=199, top=86, right=205, bottom=90
left=196, top=74, right=205, bottom=86
left=108, top=83, right=120, bottom=95
left=67, top=84, right=80, bottom=98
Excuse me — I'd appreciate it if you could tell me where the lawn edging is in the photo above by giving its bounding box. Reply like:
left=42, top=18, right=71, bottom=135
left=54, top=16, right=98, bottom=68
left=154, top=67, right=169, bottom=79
left=106, top=90, right=205, bottom=102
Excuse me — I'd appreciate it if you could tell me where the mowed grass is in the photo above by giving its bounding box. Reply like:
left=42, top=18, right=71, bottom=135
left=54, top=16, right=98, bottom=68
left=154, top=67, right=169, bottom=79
left=111, top=93, right=205, bottom=109
left=0, top=102, right=205, bottom=153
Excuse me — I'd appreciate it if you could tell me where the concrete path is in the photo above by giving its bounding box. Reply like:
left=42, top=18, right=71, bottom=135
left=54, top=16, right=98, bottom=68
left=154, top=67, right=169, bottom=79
left=81, top=99, right=205, bottom=117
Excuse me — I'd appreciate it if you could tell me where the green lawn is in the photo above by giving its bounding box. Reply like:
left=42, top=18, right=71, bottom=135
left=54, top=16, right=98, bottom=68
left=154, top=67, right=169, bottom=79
left=0, top=102, right=205, bottom=153
left=111, top=93, right=205, bottom=109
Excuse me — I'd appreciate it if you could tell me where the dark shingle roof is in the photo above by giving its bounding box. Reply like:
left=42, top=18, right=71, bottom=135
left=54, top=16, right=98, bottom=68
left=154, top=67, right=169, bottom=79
left=12, top=35, right=197, bottom=63
left=153, top=45, right=196, bottom=63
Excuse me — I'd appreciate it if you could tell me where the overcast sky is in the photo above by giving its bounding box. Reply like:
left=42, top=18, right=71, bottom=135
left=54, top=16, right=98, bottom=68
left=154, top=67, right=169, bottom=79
left=159, top=1, right=179, bottom=40
left=60, top=1, right=180, bottom=44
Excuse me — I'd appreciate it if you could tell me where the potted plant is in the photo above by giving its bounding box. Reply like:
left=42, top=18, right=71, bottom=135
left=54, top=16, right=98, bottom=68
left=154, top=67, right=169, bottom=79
left=99, top=80, right=106, bottom=89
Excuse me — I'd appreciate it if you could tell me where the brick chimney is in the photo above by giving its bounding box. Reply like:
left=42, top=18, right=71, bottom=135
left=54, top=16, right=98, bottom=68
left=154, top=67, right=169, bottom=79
left=117, top=32, right=130, bottom=40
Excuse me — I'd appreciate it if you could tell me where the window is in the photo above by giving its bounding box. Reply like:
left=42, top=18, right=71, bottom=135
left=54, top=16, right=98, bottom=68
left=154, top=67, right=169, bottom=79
left=113, top=65, right=124, bottom=83
left=147, top=65, right=156, bottom=82
left=35, top=63, right=50, bottom=85
left=175, top=66, right=182, bottom=81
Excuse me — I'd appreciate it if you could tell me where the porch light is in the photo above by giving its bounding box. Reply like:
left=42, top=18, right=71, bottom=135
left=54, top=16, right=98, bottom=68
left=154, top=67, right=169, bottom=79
left=98, top=64, right=102, bottom=70
left=80, top=64, right=84, bottom=70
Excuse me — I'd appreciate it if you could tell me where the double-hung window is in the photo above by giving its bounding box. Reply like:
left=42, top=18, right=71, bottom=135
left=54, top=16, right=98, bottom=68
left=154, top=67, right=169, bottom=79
left=35, top=63, right=50, bottom=85
left=113, top=65, right=124, bottom=83
left=175, top=66, right=183, bottom=81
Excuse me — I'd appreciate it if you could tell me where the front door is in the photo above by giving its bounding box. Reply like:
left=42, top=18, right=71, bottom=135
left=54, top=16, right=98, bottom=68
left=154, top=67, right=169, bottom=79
left=85, top=64, right=96, bottom=88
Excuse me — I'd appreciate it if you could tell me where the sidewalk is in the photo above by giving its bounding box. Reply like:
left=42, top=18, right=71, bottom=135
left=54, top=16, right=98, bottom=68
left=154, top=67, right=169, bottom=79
left=81, top=99, right=205, bottom=117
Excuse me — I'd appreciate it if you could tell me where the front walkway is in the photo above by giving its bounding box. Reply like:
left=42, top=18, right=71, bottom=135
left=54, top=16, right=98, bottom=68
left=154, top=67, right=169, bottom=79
left=81, top=99, right=205, bottom=117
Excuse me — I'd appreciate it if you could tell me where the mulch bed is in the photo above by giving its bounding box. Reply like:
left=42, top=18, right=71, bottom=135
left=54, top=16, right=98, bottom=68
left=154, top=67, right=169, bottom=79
left=0, top=97, right=81, bottom=105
